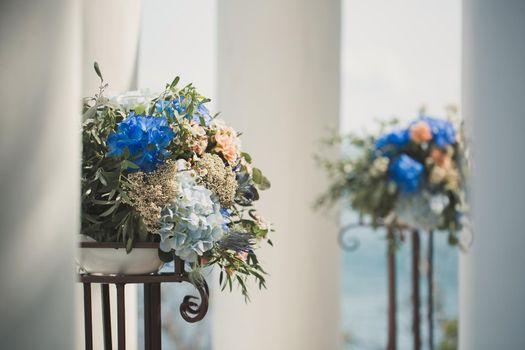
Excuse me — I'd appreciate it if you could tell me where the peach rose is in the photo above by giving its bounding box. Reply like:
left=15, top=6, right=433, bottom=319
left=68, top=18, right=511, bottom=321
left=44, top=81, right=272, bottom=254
left=215, top=130, right=238, bottom=164
left=410, top=121, right=433, bottom=143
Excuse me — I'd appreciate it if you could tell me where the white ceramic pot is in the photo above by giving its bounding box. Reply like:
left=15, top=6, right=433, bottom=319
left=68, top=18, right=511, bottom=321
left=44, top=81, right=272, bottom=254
left=78, top=242, right=164, bottom=275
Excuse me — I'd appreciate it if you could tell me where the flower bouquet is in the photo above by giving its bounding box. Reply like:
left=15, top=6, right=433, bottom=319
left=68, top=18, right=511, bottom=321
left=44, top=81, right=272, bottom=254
left=316, top=110, right=467, bottom=245
left=81, top=63, right=272, bottom=297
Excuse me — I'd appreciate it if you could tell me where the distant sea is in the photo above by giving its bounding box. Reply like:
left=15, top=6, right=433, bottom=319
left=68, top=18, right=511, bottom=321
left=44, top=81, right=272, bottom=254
left=341, top=213, right=459, bottom=350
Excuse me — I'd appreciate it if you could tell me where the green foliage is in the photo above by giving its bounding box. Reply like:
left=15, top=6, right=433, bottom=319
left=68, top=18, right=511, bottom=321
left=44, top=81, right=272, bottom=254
left=438, top=318, right=458, bottom=350
left=81, top=79, right=149, bottom=250
left=315, top=130, right=397, bottom=227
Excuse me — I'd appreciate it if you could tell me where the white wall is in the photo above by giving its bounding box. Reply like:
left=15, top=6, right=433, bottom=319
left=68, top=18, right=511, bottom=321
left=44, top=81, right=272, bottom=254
left=0, top=1, right=80, bottom=349
left=215, top=1, right=341, bottom=349
left=460, top=1, right=525, bottom=349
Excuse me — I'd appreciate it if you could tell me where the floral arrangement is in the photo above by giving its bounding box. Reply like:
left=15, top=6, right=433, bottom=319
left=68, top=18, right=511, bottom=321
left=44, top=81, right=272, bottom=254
left=82, top=64, right=272, bottom=298
left=316, top=110, right=467, bottom=244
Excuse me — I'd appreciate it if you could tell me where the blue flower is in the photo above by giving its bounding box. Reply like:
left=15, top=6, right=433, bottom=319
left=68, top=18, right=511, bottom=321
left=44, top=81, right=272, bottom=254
left=155, top=97, right=212, bottom=125
left=107, top=113, right=175, bottom=172
left=220, top=208, right=231, bottom=231
left=417, top=116, right=456, bottom=148
left=374, top=128, right=410, bottom=154
left=389, top=154, right=424, bottom=193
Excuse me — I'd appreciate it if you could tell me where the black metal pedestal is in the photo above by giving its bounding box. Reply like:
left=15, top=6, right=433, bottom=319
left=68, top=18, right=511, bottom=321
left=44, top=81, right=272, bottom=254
left=79, top=257, right=209, bottom=350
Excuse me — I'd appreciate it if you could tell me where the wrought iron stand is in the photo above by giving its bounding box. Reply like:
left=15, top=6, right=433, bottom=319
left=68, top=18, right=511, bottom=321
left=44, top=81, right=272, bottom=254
left=340, top=224, right=435, bottom=350
left=79, top=257, right=209, bottom=350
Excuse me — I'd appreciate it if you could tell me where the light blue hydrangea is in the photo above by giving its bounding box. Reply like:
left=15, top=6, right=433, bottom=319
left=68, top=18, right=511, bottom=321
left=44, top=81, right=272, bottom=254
left=157, top=165, right=225, bottom=262
left=394, top=191, right=449, bottom=230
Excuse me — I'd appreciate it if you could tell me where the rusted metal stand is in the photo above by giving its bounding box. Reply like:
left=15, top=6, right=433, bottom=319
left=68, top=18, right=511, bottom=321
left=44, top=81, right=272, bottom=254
left=387, top=226, right=397, bottom=350
left=79, top=257, right=209, bottom=350
left=412, top=230, right=421, bottom=350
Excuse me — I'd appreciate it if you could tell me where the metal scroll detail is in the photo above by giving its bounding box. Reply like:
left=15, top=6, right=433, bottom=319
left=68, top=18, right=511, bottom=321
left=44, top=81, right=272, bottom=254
left=338, top=223, right=361, bottom=251
left=172, top=255, right=210, bottom=323
left=179, top=277, right=210, bottom=323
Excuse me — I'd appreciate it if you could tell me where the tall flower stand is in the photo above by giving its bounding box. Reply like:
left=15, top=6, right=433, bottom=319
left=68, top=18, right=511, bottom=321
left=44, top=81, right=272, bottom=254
left=78, top=255, right=209, bottom=350
left=340, top=224, right=435, bottom=350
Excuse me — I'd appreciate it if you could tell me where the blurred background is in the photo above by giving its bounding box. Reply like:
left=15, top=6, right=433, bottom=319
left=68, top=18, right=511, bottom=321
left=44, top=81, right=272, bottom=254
left=1, top=1, right=525, bottom=350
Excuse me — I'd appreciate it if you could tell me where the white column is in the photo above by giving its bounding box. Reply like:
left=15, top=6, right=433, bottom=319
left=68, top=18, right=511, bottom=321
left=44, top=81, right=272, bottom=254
left=215, top=1, right=341, bottom=350
left=460, top=1, right=525, bottom=349
left=0, top=1, right=80, bottom=349
left=82, top=0, right=142, bottom=95
left=78, top=2, right=141, bottom=349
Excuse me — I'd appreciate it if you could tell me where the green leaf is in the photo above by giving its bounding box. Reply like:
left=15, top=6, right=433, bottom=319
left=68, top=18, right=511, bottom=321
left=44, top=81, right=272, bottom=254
left=133, top=104, right=146, bottom=115
left=252, top=168, right=263, bottom=184
left=241, top=152, right=252, bottom=164
left=99, top=202, right=120, bottom=217
left=170, top=76, right=180, bottom=88
left=251, top=168, right=271, bottom=190
left=97, top=170, right=108, bottom=186
left=126, top=238, right=133, bottom=253
left=83, top=105, right=97, bottom=121
left=121, top=160, right=140, bottom=170
left=258, top=176, right=271, bottom=190
left=94, top=62, right=103, bottom=82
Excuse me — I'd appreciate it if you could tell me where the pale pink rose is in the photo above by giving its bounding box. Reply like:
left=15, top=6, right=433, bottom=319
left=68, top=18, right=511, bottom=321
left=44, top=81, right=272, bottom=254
left=189, top=122, right=208, bottom=155
left=191, top=138, right=208, bottom=155
left=410, top=121, right=433, bottom=143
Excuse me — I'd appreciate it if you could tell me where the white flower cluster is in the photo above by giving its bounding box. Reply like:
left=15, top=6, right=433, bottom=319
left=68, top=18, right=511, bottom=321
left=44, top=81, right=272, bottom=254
left=111, top=89, right=156, bottom=111
left=394, top=191, right=449, bottom=230
left=157, top=161, right=225, bottom=262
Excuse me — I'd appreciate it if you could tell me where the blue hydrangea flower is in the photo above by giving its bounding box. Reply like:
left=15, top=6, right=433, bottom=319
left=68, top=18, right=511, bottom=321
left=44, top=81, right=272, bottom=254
left=157, top=168, right=225, bottom=262
left=373, top=128, right=410, bottom=153
left=155, top=97, right=212, bottom=125
left=389, top=154, right=424, bottom=193
left=107, top=113, right=175, bottom=172
left=417, top=116, right=456, bottom=148
left=220, top=208, right=231, bottom=231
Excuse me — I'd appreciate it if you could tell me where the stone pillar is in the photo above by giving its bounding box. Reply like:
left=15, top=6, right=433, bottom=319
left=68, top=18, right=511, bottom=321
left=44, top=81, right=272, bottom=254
left=460, top=1, right=525, bottom=349
left=0, top=1, right=80, bottom=349
left=78, top=1, right=141, bottom=349
left=215, top=1, right=341, bottom=349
